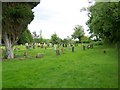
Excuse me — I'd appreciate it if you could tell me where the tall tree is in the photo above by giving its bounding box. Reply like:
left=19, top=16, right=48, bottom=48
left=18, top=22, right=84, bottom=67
left=71, top=25, right=85, bottom=43
left=87, top=2, right=120, bottom=44
left=51, top=33, right=60, bottom=44
left=2, top=2, right=40, bottom=59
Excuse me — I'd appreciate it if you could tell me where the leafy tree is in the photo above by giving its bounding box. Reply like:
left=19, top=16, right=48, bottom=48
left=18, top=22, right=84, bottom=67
left=87, top=2, right=120, bottom=44
left=51, top=33, right=60, bottom=44
left=17, top=29, right=33, bottom=44
left=2, top=2, right=40, bottom=59
left=63, top=38, right=68, bottom=44
left=71, top=25, right=85, bottom=43
left=81, top=36, right=91, bottom=43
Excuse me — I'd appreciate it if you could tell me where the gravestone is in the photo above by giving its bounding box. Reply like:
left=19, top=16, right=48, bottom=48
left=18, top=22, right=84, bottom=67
left=68, top=44, right=71, bottom=50
left=33, top=45, right=35, bottom=49
left=56, top=49, right=60, bottom=55
left=65, top=44, right=67, bottom=47
left=104, top=50, right=106, bottom=53
left=38, top=43, right=41, bottom=47
left=72, top=45, right=74, bottom=52
left=61, top=47, right=64, bottom=54
left=54, top=44, right=57, bottom=51
left=25, top=43, right=29, bottom=49
left=24, top=51, right=28, bottom=56
left=36, top=53, right=44, bottom=58
left=41, top=44, right=44, bottom=48
left=90, top=44, right=93, bottom=48
left=62, top=44, right=64, bottom=47
left=83, top=45, right=85, bottom=50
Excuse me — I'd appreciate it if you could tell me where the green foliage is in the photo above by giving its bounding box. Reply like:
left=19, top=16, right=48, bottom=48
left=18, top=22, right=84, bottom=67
left=63, top=39, right=68, bottom=44
left=2, top=2, right=39, bottom=39
left=2, top=2, right=40, bottom=58
left=87, top=2, right=120, bottom=44
left=17, top=29, right=33, bottom=44
left=72, top=25, right=85, bottom=43
left=81, top=36, right=91, bottom=43
left=51, top=33, right=60, bottom=44
left=92, top=41, right=103, bottom=46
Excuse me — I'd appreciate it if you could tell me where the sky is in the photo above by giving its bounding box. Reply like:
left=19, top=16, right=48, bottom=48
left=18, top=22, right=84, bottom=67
left=28, top=0, right=94, bottom=39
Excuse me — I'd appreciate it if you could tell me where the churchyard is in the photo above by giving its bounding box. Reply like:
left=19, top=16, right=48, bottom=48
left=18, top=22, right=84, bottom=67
left=1, top=1, right=119, bottom=89
left=1, top=44, right=118, bottom=88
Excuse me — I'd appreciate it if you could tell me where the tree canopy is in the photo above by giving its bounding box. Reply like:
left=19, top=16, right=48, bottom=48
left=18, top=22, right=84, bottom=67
left=71, top=25, right=85, bottom=43
left=51, top=33, right=61, bottom=44
left=2, top=2, right=40, bottom=59
left=87, top=2, right=120, bottom=44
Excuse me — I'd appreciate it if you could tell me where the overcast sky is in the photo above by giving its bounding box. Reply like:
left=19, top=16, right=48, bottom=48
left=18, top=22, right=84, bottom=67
left=28, top=0, right=94, bottom=39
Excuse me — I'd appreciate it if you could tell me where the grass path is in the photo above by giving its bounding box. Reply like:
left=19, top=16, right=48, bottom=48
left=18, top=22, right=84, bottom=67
left=2, top=45, right=118, bottom=88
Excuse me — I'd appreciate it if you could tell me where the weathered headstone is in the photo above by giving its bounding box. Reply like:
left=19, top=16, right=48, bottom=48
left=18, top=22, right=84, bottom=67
left=83, top=45, right=85, bottom=50
left=90, top=44, right=93, bottom=49
left=56, top=48, right=60, bottom=55
left=62, top=44, right=64, bottom=47
left=41, top=44, right=44, bottom=48
left=38, top=43, right=41, bottom=47
left=36, top=53, right=44, bottom=58
left=24, top=51, right=28, bottom=56
left=72, top=45, right=74, bottom=52
left=54, top=44, right=57, bottom=51
left=68, top=44, right=71, bottom=50
left=65, top=44, right=67, bottom=47
left=61, top=47, right=64, bottom=54
left=104, top=50, right=106, bottom=53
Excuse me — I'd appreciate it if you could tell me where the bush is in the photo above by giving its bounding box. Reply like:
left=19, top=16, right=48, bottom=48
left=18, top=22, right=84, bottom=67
left=93, top=41, right=103, bottom=45
left=81, top=40, right=90, bottom=44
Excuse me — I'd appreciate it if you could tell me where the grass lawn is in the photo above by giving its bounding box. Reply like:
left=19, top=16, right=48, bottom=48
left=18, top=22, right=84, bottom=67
left=2, top=45, right=118, bottom=88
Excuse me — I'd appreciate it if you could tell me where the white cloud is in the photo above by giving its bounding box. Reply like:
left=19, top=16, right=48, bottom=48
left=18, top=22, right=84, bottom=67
left=28, top=0, right=92, bottom=39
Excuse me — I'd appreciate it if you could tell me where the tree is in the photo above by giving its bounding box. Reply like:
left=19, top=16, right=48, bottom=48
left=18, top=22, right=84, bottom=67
left=51, top=33, right=60, bottom=44
left=71, top=25, right=85, bottom=43
left=17, top=29, right=33, bottom=44
left=87, top=2, right=120, bottom=44
left=2, top=2, right=40, bottom=59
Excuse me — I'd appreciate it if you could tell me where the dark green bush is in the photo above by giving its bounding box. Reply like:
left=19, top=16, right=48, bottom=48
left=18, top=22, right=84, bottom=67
left=93, top=41, right=103, bottom=45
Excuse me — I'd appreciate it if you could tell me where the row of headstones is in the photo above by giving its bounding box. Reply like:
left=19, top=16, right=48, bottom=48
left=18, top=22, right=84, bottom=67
left=55, top=44, right=94, bottom=55
left=25, top=43, right=48, bottom=49
left=23, top=51, right=44, bottom=58
left=55, top=45, right=75, bottom=55
left=24, top=43, right=79, bottom=50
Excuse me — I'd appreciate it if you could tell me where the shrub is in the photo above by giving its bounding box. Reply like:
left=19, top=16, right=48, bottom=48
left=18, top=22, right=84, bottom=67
left=93, top=41, right=103, bottom=46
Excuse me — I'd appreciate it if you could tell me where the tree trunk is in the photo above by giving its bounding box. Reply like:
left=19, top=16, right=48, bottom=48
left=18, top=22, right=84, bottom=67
left=5, top=44, right=14, bottom=59
left=3, top=33, right=14, bottom=59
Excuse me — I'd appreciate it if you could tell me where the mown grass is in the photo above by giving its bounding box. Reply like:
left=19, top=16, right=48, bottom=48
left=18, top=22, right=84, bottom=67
left=2, top=45, right=118, bottom=88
